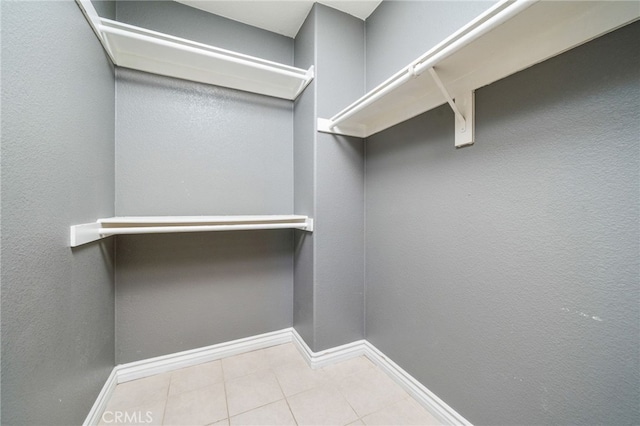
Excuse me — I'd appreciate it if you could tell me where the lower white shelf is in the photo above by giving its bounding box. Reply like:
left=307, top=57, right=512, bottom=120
left=70, top=215, right=314, bottom=247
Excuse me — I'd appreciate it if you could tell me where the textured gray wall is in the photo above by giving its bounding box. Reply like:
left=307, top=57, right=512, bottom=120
left=365, top=3, right=640, bottom=424
left=115, top=69, right=293, bottom=216
left=1, top=1, right=116, bottom=425
left=314, top=5, right=365, bottom=350
left=292, top=4, right=365, bottom=352
left=115, top=232, right=293, bottom=363
left=293, top=7, right=317, bottom=347
left=114, top=1, right=295, bottom=363
left=91, top=0, right=115, bottom=20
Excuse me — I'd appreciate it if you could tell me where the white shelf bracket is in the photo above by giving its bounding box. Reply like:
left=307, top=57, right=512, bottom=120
left=427, top=67, right=475, bottom=148
left=70, top=222, right=106, bottom=247
left=294, top=66, right=315, bottom=99
left=303, top=218, right=314, bottom=232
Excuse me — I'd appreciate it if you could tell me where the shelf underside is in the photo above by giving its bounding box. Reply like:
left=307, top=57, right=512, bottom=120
left=86, top=14, right=314, bottom=100
left=77, top=0, right=315, bottom=100
left=98, top=18, right=313, bottom=100
left=319, top=1, right=639, bottom=138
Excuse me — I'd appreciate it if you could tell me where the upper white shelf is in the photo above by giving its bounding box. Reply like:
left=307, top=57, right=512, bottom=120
left=70, top=215, right=314, bottom=247
left=318, top=0, right=639, bottom=144
left=76, top=1, right=314, bottom=100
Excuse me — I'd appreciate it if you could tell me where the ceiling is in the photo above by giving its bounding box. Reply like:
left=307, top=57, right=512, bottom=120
left=174, top=0, right=383, bottom=38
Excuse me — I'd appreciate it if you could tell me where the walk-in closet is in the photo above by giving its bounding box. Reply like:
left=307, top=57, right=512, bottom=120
left=2, top=1, right=638, bottom=425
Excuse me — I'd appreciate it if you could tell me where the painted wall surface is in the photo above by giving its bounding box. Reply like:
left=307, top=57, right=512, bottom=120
left=91, top=0, right=115, bottom=20
left=293, top=8, right=317, bottom=347
left=365, top=4, right=640, bottom=424
left=293, top=4, right=365, bottom=352
left=115, top=231, right=294, bottom=363
left=314, top=5, right=365, bottom=350
left=114, top=1, right=295, bottom=363
left=115, top=68, right=293, bottom=216
left=1, top=1, right=116, bottom=424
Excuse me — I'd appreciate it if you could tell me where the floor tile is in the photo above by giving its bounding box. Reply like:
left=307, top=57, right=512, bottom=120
left=322, top=356, right=374, bottom=382
left=287, top=385, right=359, bottom=426
left=229, top=399, right=296, bottom=425
left=163, top=382, right=227, bottom=425
left=100, top=344, right=444, bottom=426
left=361, top=397, right=443, bottom=425
left=169, top=360, right=224, bottom=396
left=273, top=359, right=329, bottom=396
left=221, top=350, right=272, bottom=380
left=261, top=343, right=307, bottom=369
left=225, top=369, right=284, bottom=416
left=337, top=366, right=409, bottom=417
left=106, top=373, right=171, bottom=412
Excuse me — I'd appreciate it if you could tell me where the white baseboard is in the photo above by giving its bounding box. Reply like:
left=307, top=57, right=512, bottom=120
left=83, top=328, right=293, bottom=425
left=362, top=341, right=472, bottom=426
left=83, top=367, right=118, bottom=426
left=116, top=328, right=292, bottom=383
left=85, top=327, right=471, bottom=426
left=291, top=328, right=368, bottom=369
left=290, top=329, right=471, bottom=426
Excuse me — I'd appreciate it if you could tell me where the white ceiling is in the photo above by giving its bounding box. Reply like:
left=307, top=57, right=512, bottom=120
left=174, top=0, right=383, bottom=38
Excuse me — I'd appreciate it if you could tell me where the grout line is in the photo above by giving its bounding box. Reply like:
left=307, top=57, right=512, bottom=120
left=271, top=366, right=287, bottom=398
left=225, top=367, right=286, bottom=419
left=160, top=372, right=171, bottom=425
left=283, top=395, right=299, bottom=426
left=273, top=368, right=300, bottom=426
left=229, top=397, right=289, bottom=419
left=273, top=364, right=298, bottom=426
left=333, top=377, right=362, bottom=421
left=222, top=369, right=231, bottom=422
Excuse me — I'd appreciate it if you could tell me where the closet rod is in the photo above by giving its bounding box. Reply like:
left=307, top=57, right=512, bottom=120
left=99, top=223, right=310, bottom=236
left=328, top=67, right=414, bottom=129
left=327, top=0, right=535, bottom=129
left=411, top=0, right=534, bottom=76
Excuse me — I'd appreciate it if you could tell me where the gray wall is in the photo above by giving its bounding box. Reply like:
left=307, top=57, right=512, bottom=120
left=364, top=3, right=640, bottom=424
left=1, top=1, right=116, bottom=425
left=293, top=4, right=365, bottom=352
left=91, top=0, right=115, bottom=20
left=293, top=7, right=317, bottom=347
left=114, top=1, right=296, bottom=363
left=314, top=5, right=365, bottom=350
left=115, top=231, right=294, bottom=363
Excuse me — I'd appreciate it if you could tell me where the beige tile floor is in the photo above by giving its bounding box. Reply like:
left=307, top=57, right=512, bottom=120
left=98, top=343, right=442, bottom=426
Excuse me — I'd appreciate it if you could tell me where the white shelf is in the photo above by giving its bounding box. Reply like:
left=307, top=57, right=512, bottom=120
left=318, top=0, right=639, bottom=146
left=76, top=1, right=314, bottom=100
left=70, top=215, right=314, bottom=247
